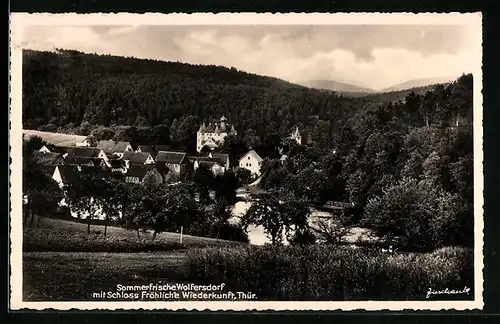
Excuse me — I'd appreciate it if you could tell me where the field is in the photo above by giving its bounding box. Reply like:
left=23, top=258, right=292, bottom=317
left=23, top=252, right=188, bottom=301
left=22, top=129, right=87, bottom=146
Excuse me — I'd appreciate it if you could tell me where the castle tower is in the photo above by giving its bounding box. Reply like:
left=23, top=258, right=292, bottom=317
left=220, top=115, right=227, bottom=132
left=229, top=124, right=237, bottom=136
left=290, top=127, right=302, bottom=145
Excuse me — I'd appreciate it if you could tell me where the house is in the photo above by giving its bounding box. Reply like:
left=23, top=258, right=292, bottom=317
left=75, top=136, right=92, bottom=147
left=31, top=151, right=67, bottom=176
left=52, top=165, right=118, bottom=221
left=38, top=145, right=52, bottom=153
left=122, top=151, right=155, bottom=165
left=153, top=163, right=177, bottom=183
left=208, top=152, right=230, bottom=169
left=64, top=155, right=105, bottom=168
left=239, top=150, right=263, bottom=176
left=108, top=158, right=128, bottom=174
left=52, top=165, right=113, bottom=187
left=196, top=116, right=237, bottom=152
left=124, top=164, right=163, bottom=185
left=65, top=148, right=109, bottom=163
left=194, top=160, right=225, bottom=176
left=97, top=140, right=133, bottom=158
left=136, top=145, right=157, bottom=158
left=155, top=151, right=189, bottom=176
left=50, top=146, right=108, bottom=161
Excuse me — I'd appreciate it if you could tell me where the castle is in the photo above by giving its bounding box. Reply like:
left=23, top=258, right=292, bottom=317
left=196, top=116, right=237, bottom=152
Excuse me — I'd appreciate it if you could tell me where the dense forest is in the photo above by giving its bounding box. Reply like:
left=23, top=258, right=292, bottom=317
left=22, top=49, right=474, bottom=251
left=23, top=49, right=385, bottom=151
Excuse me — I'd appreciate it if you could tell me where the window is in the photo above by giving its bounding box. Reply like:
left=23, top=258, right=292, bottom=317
left=248, top=157, right=250, bottom=160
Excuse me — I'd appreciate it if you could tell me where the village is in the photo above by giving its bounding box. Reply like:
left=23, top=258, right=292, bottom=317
left=23, top=116, right=316, bottom=239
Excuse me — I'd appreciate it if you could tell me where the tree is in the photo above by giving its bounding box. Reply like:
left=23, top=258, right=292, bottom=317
left=242, top=194, right=308, bottom=245
left=22, top=143, right=63, bottom=227
left=149, top=124, right=170, bottom=145
left=151, top=183, right=198, bottom=240
left=213, top=170, right=238, bottom=204
left=101, top=178, right=127, bottom=236
left=362, top=177, right=463, bottom=251
left=64, top=172, right=108, bottom=234
left=192, top=164, right=214, bottom=205
left=310, top=211, right=353, bottom=244
left=242, top=195, right=284, bottom=245
left=217, top=134, right=248, bottom=167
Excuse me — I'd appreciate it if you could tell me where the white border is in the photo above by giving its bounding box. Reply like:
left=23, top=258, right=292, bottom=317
left=9, top=12, right=484, bottom=311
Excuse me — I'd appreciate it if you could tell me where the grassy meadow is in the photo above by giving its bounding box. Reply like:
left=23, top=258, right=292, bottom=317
left=23, top=218, right=474, bottom=301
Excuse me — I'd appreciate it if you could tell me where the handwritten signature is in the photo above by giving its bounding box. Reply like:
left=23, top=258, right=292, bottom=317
left=426, top=287, right=471, bottom=299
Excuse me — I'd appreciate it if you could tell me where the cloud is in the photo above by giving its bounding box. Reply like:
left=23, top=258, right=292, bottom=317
left=21, top=25, right=477, bottom=90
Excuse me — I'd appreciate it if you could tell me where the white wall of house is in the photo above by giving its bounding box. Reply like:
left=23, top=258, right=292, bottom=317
left=52, top=166, right=64, bottom=189
left=166, top=163, right=181, bottom=175
left=144, top=155, right=155, bottom=164
left=39, top=146, right=51, bottom=153
left=239, top=151, right=262, bottom=176
left=75, top=139, right=91, bottom=147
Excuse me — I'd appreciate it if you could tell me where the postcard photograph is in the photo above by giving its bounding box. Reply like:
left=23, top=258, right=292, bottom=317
left=9, top=13, right=483, bottom=310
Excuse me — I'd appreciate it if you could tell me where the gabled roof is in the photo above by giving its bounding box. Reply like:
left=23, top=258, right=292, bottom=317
left=155, top=151, right=186, bottom=164
left=64, top=155, right=101, bottom=166
left=125, top=164, right=156, bottom=179
left=239, top=150, right=263, bottom=163
left=109, top=158, right=126, bottom=168
left=137, top=145, right=157, bottom=157
left=198, top=160, right=223, bottom=169
left=32, top=151, right=66, bottom=165
left=97, top=140, right=131, bottom=153
left=123, top=151, right=153, bottom=164
left=210, top=153, right=229, bottom=166
left=196, top=156, right=227, bottom=167
left=154, top=162, right=172, bottom=176
left=56, top=165, right=80, bottom=184
left=55, top=146, right=103, bottom=158
left=56, top=165, right=113, bottom=184
left=204, top=124, right=215, bottom=133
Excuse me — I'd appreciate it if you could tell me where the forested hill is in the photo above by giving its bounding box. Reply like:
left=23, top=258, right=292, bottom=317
left=22, top=49, right=376, bottom=141
left=23, top=49, right=472, bottom=153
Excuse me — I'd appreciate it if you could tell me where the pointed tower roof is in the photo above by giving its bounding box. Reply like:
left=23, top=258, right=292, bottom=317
left=198, top=122, right=206, bottom=133
left=220, top=115, right=227, bottom=122
left=229, top=124, right=237, bottom=135
left=214, top=124, right=221, bottom=134
left=205, top=123, right=215, bottom=133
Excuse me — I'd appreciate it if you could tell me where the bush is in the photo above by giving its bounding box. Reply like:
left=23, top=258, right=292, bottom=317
left=187, top=221, right=249, bottom=243
left=218, top=223, right=250, bottom=243
left=185, top=245, right=474, bottom=301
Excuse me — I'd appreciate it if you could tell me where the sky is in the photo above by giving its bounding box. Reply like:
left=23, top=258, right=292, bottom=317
left=22, top=24, right=478, bottom=90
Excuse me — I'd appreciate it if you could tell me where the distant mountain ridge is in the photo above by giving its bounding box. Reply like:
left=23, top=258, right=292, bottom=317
left=298, top=76, right=457, bottom=95
left=380, top=77, right=457, bottom=92
left=297, top=80, right=375, bottom=94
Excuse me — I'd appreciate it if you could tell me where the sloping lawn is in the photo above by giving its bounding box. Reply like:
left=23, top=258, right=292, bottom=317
left=24, top=218, right=246, bottom=252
